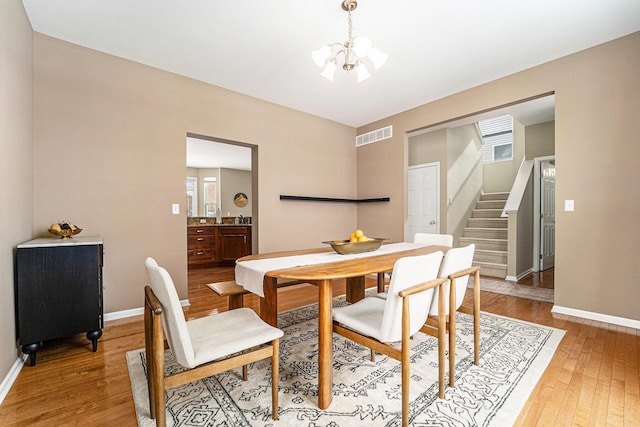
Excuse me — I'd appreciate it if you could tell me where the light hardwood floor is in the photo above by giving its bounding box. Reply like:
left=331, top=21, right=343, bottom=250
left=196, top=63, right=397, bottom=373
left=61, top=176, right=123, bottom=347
left=0, top=267, right=638, bottom=426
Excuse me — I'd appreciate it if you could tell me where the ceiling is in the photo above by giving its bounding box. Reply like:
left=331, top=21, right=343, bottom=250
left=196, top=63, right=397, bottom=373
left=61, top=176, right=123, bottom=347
left=21, top=0, right=640, bottom=129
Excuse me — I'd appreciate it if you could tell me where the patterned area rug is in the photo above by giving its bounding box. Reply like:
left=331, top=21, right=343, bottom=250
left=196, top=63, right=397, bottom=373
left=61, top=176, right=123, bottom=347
left=476, top=277, right=554, bottom=303
left=127, top=297, right=564, bottom=426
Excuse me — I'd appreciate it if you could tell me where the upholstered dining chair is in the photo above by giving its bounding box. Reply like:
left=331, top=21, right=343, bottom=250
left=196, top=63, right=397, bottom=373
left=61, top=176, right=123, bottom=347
left=332, top=252, right=447, bottom=427
left=375, top=233, right=453, bottom=293
left=413, top=232, right=454, bottom=247
left=143, top=257, right=283, bottom=427
left=421, top=244, right=481, bottom=387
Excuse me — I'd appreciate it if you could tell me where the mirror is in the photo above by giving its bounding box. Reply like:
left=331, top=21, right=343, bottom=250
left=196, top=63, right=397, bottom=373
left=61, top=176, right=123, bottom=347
left=186, top=136, right=252, bottom=218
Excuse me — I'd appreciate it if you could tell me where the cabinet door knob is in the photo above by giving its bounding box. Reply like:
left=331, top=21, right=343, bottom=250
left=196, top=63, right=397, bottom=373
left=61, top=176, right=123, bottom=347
left=197, top=237, right=204, bottom=241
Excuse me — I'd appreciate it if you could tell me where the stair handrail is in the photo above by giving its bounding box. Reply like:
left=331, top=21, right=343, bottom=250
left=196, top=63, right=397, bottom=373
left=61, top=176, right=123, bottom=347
left=502, top=158, right=534, bottom=217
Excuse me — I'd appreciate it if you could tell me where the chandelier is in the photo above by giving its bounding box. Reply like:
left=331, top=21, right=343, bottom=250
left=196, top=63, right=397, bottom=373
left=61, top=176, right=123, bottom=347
left=312, top=0, right=387, bottom=82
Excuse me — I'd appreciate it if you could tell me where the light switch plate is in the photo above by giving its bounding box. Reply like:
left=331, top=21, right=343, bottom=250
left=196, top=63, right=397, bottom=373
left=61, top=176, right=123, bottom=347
left=564, top=200, right=574, bottom=211
left=172, top=204, right=180, bottom=214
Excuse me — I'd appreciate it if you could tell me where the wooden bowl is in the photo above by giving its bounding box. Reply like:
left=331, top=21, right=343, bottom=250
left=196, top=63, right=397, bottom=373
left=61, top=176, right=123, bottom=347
left=323, top=238, right=386, bottom=255
left=49, top=228, right=83, bottom=239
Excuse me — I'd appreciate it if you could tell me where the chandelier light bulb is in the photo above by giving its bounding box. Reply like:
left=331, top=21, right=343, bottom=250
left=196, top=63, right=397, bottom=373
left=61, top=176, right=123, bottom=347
left=368, top=47, right=388, bottom=70
left=355, top=62, right=370, bottom=82
left=312, top=45, right=332, bottom=68
left=320, top=59, right=337, bottom=81
left=352, top=36, right=372, bottom=58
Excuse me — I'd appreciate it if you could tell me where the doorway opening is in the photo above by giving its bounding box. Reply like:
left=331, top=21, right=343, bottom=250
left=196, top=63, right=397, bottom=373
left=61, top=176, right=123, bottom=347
left=185, top=133, right=258, bottom=286
left=407, top=94, right=555, bottom=292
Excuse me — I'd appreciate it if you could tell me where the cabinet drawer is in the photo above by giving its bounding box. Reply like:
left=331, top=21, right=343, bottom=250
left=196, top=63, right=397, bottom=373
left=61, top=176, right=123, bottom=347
left=187, top=227, right=215, bottom=235
left=188, top=249, right=216, bottom=263
left=218, top=226, right=248, bottom=235
left=188, top=234, right=214, bottom=250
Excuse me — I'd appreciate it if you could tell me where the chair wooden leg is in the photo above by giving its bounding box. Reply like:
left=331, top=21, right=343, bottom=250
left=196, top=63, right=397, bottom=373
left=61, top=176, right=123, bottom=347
left=151, top=315, right=166, bottom=426
left=271, top=338, right=280, bottom=420
left=242, top=365, right=248, bottom=381
left=401, top=298, right=411, bottom=427
left=437, top=287, right=446, bottom=399
left=449, top=278, right=457, bottom=387
left=144, top=304, right=156, bottom=420
left=370, top=349, right=375, bottom=362
left=473, top=269, right=481, bottom=365
left=228, top=293, right=244, bottom=310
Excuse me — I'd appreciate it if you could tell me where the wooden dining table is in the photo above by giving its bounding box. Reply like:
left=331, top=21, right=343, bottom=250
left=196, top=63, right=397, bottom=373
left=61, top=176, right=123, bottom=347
left=235, top=243, right=449, bottom=410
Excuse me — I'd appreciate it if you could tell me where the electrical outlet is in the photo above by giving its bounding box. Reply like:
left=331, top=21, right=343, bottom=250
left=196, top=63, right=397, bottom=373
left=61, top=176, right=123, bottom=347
left=172, top=204, right=180, bottom=214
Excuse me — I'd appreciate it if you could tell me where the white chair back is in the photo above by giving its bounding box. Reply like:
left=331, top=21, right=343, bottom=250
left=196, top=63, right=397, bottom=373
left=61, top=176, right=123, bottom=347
left=144, top=257, right=195, bottom=368
left=428, top=244, right=475, bottom=316
left=413, top=233, right=453, bottom=247
left=379, top=251, right=443, bottom=342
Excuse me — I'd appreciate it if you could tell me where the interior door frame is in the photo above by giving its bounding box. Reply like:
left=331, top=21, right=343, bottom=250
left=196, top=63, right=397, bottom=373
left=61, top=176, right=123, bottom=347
left=532, top=155, right=555, bottom=272
left=405, top=162, right=440, bottom=242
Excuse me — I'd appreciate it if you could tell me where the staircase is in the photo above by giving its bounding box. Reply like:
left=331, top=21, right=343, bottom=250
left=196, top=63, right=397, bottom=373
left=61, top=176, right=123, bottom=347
left=459, top=192, right=508, bottom=278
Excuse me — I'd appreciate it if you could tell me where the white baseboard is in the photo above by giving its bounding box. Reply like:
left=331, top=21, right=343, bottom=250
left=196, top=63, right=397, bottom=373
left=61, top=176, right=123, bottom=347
left=506, top=268, right=533, bottom=283
left=552, top=305, right=640, bottom=330
left=0, top=354, right=27, bottom=406
left=104, top=299, right=190, bottom=322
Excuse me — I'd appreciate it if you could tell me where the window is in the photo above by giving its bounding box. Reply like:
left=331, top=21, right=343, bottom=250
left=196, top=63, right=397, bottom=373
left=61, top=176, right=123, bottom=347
left=478, top=114, right=513, bottom=163
left=203, top=177, right=217, bottom=217
left=186, top=177, right=197, bottom=217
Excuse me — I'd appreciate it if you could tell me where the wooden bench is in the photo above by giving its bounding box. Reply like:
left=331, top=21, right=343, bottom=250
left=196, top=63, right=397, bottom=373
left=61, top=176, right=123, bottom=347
left=207, top=279, right=307, bottom=310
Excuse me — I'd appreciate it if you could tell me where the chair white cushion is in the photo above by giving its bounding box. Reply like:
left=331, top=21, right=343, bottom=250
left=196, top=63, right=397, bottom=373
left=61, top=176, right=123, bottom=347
left=145, top=257, right=195, bottom=368
left=188, top=308, right=283, bottom=367
left=428, top=244, right=475, bottom=316
left=333, top=297, right=387, bottom=341
left=145, top=257, right=283, bottom=369
left=334, top=252, right=443, bottom=343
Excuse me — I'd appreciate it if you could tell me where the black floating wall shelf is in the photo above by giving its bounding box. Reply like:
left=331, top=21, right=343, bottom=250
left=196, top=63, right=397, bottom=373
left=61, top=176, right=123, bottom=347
left=280, top=195, right=390, bottom=203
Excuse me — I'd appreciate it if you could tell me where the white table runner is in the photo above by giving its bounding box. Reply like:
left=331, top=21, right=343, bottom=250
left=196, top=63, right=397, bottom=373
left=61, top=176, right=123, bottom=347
left=235, top=242, right=427, bottom=297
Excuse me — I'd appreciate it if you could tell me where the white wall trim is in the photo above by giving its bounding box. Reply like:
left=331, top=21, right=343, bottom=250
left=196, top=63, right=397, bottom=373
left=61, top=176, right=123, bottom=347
left=506, top=268, right=534, bottom=282
left=104, top=299, right=190, bottom=322
left=552, top=305, right=640, bottom=330
left=0, top=354, right=27, bottom=405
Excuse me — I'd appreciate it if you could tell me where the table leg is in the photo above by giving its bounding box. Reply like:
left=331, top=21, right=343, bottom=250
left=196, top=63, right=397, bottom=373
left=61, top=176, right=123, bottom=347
left=317, top=279, right=333, bottom=409
left=260, top=276, right=278, bottom=327
left=345, top=276, right=365, bottom=303
left=377, top=272, right=386, bottom=293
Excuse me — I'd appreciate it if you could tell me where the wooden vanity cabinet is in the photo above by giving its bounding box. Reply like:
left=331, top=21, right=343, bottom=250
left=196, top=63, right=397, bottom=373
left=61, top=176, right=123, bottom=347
left=217, top=226, right=252, bottom=262
left=187, top=226, right=216, bottom=267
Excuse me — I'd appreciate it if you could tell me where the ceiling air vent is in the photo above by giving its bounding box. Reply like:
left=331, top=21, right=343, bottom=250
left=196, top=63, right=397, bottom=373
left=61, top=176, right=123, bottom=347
left=356, top=125, right=393, bottom=147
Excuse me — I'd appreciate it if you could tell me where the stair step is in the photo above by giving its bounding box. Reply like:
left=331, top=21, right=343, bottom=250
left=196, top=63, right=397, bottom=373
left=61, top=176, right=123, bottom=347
left=467, top=218, right=507, bottom=228
left=471, top=208, right=504, bottom=218
left=475, top=249, right=507, bottom=264
left=473, top=261, right=507, bottom=279
left=476, top=200, right=506, bottom=210
left=460, top=237, right=508, bottom=251
left=480, top=192, right=509, bottom=201
left=464, top=227, right=507, bottom=239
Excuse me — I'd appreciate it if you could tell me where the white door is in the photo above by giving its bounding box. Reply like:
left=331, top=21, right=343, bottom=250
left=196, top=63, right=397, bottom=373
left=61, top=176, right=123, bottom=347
left=540, top=160, right=556, bottom=270
left=407, top=163, right=439, bottom=241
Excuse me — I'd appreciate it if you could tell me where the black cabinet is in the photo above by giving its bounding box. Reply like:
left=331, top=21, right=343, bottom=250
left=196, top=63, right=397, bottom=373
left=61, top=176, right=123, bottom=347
left=16, top=237, right=103, bottom=366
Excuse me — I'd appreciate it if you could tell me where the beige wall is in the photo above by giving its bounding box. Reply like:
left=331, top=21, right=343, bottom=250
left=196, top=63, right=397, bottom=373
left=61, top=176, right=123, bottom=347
left=0, top=0, right=33, bottom=383
left=446, top=125, right=483, bottom=244
left=32, top=34, right=357, bottom=313
left=525, top=121, right=555, bottom=159
left=357, top=32, right=640, bottom=321
left=220, top=168, right=252, bottom=218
